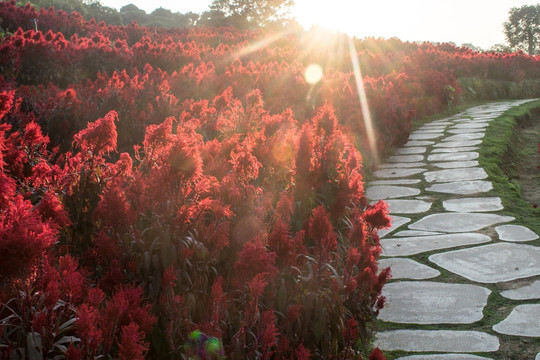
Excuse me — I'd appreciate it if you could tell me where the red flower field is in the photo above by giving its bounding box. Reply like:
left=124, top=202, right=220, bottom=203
left=0, top=1, right=539, bottom=358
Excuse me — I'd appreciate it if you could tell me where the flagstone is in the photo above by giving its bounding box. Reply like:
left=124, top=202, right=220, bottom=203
left=428, top=120, right=453, bottom=125
left=492, top=304, right=540, bottom=337
left=375, top=330, right=499, bottom=352
left=388, top=154, right=424, bottom=162
left=381, top=233, right=491, bottom=256
left=426, top=180, right=493, bottom=195
left=366, top=185, right=420, bottom=200
left=429, top=243, right=540, bottom=283
left=447, top=128, right=485, bottom=134
left=419, top=125, right=447, bottom=130
left=431, top=146, right=478, bottom=153
left=393, top=230, right=444, bottom=237
left=443, top=197, right=503, bottom=212
left=500, top=280, right=540, bottom=300
left=396, top=355, right=493, bottom=360
left=385, top=199, right=432, bottom=214
left=405, top=140, right=435, bottom=147
left=395, top=147, right=427, bottom=154
left=443, top=133, right=485, bottom=142
left=373, top=168, right=427, bottom=178
left=378, top=215, right=411, bottom=238
left=495, top=224, right=539, bottom=242
left=370, top=179, right=421, bottom=185
left=451, top=122, right=489, bottom=129
left=379, top=281, right=490, bottom=324
left=432, top=160, right=479, bottom=169
left=379, top=162, right=427, bottom=168
left=414, top=128, right=445, bottom=133
left=409, top=213, right=513, bottom=232
left=409, top=133, right=444, bottom=140
left=378, top=258, right=440, bottom=280
left=427, top=151, right=479, bottom=162
left=433, top=140, right=482, bottom=148
left=424, top=168, right=487, bottom=183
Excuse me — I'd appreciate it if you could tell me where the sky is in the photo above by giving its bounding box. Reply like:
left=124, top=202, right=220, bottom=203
left=100, top=0, right=539, bottom=49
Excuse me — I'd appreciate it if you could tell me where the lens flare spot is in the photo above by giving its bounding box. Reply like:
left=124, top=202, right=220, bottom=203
left=304, top=64, right=323, bottom=85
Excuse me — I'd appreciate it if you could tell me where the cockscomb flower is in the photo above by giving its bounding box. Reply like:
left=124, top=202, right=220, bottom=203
left=118, top=322, right=149, bottom=360
left=73, top=111, right=118, bottom=156
left=363, top=200, right=391, bottom=230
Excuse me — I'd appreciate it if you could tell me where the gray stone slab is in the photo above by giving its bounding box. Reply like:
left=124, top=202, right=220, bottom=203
left=432, top=160, right=479, bottom=169
left=443, top=197, right=503, bottom=212
left=443, top=133, right=485, bottom=142
left=409, top=133, right=444, bottom=140
left=405, top=140, right=435, bottom=147
left=378, top=215, right=411, bottom=238
left=431, top=146, right=479, bottom=153
left=370, top=179, right=421, bottom=185
left=385, top=199, right=432, bottom=214
left=388, top=154, right=424, bottom=163
left=396, top=355, right=493, bottom=360
left=366, top=185, right=421, bottom=200
left=492, top=304, right=540, bottom=337
left=448, top=128, right=485, bottom=134
left=419, top=125, right=447, bottom=130
left=378, top=258, right=440, bottom=280
left=381, top=233, right=491, bottom=257
left=409, top=213, right=514, bottom=232
left=433, top=140, right=482, bottom=148
left=379, top=281, right=490, bottom=324
left=426, top=180, right=493, bottom=195
left=495, top=225, right=539, bottom=242
left=429, top=243, right=540, bottom=283
left=379, top=162, right=427, bottom=168
left=375, top=330, right=499, bottom=352
left=393, top=230, right=445, bottom=237
left=424, top=168, right=487, bottom=183
left=373, top=168, right=427, bottom=178
left=415, top=128, right=445, bottom=133
left=427, top=152, right=479, bottom=162
left=395, top=147, right=427, bottom=155
left=500, top=280, right=540, bottom=300
left=451, top=122, right=489, bottom=129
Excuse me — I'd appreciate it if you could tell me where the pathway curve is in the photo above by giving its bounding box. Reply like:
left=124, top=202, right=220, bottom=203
left=366, top=100, right=540, bottom=360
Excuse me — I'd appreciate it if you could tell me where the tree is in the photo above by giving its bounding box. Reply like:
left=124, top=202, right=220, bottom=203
left=120, top=4, right=147, bottom=25
left=208, top=0, right=294, bottom=28
left=504, top=4, right=540, bottom=55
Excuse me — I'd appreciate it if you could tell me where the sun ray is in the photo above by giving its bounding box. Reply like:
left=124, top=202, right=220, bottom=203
left=348, top=37, right=379, bottom=166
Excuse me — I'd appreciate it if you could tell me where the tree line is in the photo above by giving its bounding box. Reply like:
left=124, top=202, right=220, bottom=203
left=13, top=0, right=540, bottom=55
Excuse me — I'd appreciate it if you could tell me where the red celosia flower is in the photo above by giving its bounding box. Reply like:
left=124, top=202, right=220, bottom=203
left=0, top=90, right=14, bottom=120
left=23, top=121, right=49, bottom=150
left=313, top=104, right=338, bottom=135
left=73, top=111, right=118, bottom=156
left=0, top=195, right=56, bottom=278
left=295, top=344, right=311, bottom=360
left=307, top=206, right=337, bottom=252
left=118, top=322, right=149, bottom=360
left=0, top=173, right=16, bottom=210
left=94, top=184, right=135, bottom=230
left=143, top=116, right=173, bottom=151
left=35, top=191, right=71, bottom=229
left=368, top=347, right=386, bottom=360
left=286, top=304, right=302, bottom=322
left=260, top=310, right=278, bottom=359
left=363, top=200, right=391, bottom=230
left=234, top=238, right=277, bottom=284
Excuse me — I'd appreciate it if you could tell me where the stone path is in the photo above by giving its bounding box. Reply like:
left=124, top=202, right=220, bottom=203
left=366, top=100, right=540, bottom=359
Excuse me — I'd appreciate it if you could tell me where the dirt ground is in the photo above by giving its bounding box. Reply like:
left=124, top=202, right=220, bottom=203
left=512, top=113, right=540, bottom=207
